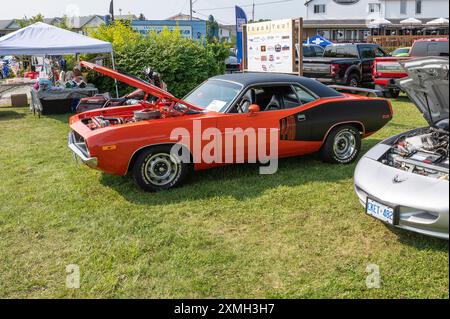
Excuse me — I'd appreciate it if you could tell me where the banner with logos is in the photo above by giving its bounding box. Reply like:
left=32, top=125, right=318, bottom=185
left=235, top=6, right=248, bottom=65
left=246, top=19, right=294, bottom=73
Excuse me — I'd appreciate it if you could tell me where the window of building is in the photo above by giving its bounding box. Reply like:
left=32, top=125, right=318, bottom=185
left=400, top=0, right=407, bottom=14
left=314, top=4, right=326, bottom=14
left=416, top=0, right=422, bottom=14
left=369, top=3, right=382, bottom=13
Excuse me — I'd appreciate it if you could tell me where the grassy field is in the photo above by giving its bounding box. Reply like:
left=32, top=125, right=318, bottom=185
left=0, top=96, right=448, bottom=299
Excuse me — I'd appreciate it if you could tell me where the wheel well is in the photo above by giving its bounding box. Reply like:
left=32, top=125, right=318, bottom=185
left=323, top=122, right=365, bottom=143
left=346, top=69, right=361, bottom=82
left=127, top=143, right=193, bottom=173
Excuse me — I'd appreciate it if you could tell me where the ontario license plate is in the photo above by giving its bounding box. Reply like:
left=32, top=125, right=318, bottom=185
left=366, top=198, right=395, bottom=225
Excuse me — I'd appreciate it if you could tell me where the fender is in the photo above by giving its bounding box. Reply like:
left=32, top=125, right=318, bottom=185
left=344, top=64, right=362, bottom=83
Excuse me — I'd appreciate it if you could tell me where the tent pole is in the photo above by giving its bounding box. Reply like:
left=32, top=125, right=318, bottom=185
left=111, top=51, right=119, bottom=98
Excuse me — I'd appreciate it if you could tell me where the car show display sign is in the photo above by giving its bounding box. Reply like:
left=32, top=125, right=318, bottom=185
left=245, top=19, right=295, bottom=73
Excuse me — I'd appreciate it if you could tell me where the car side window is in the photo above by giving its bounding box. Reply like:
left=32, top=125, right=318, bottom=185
left=230, top=85, right=303, bottom=113
left=293, top=85, right=317, bottom=105
left=360, top=46, right=376, bottom=59
left=314, top=46, right=325, bottom=56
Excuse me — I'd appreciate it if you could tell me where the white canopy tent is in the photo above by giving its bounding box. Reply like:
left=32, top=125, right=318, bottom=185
left=368, top=18, right=392, bottom=29
left=400, top=18, right=422, bottom=26
left=426, top=17, right=449, bottom=26
left=0, top=22, right=118, bottom=96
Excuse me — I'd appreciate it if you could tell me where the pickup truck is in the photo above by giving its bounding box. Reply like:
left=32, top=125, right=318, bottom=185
left=303, top=43, right=388, bottom=87
left=373, top=38, right=449, bottom=98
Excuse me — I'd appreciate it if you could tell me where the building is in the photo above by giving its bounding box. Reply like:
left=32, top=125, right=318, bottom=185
left=167, top=13, right=236, bottom=42
left=0, top=15, right=108, bottom=37
left=304, top=0, right=449, bottom=42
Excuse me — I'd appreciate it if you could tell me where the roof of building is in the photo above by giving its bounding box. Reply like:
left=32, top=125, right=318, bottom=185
left=166, top=13, right=202, bottom=21
left=210, top=73, right=343, bottom=98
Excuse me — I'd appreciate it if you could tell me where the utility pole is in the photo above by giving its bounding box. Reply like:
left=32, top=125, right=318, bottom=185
left=190, top=0, right=193, bottom=20
left=252, top=1, right=255, bottom=22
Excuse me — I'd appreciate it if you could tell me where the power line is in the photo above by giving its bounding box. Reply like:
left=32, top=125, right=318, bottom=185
left=195, top=0, right=294, bottom=11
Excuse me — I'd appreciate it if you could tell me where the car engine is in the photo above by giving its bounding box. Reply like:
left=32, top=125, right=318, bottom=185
left=381, top=127, right=449, bottom=181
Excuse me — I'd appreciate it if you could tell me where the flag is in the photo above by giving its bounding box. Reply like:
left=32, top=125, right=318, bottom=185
left=235, top=6, right=247, bottom=66
left=109, top=0, right=115, bottom=21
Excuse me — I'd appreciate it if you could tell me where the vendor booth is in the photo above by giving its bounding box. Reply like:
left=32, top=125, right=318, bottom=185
left=0, top=22, right=117, bottom=116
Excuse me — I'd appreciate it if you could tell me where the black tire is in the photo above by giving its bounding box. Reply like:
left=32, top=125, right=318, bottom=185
left=385, top=89, right=400, bottom=99
left=320, top=125, right=362, bottom=164
left=132, top=145, right=192, bottom=192
left=346, top=73, right=360, bottom=88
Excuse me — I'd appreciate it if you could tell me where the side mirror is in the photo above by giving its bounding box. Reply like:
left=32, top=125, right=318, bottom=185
left=248, top=104, right=261, bottom=114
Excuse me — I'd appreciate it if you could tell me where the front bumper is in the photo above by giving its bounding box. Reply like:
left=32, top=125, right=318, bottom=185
left=68, top=132, right=98, bottom=168
left=354, top=144, right=449, bottom=240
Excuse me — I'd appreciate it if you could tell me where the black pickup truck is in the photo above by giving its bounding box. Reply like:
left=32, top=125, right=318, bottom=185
left=303, top=43, right=388, bottom=87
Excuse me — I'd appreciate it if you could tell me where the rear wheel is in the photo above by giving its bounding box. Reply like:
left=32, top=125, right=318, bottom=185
left=385, top=89, right=400, bottom=99
left=346, top=74, right=360, bottom=88
left=321, top=125, right=361, bottom=164
left=132, top=145, right=192, bottom=192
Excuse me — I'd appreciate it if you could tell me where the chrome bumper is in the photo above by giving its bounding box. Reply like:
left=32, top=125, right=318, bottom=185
left=68, top=132, right=98, bottom=168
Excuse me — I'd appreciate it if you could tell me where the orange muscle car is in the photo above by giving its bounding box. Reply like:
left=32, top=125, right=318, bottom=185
left=68, top=61, right=392, bottom=191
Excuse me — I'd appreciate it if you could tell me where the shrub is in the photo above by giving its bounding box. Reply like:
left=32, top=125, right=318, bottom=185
left=88, top=22, right=229, bottom=98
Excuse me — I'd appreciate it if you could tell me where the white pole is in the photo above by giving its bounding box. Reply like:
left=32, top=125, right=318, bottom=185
left=111, top=51, right=119, bottom=98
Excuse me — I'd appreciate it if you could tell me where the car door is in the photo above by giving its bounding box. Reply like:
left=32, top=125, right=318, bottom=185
left=216, top=84, right=318, bottom=163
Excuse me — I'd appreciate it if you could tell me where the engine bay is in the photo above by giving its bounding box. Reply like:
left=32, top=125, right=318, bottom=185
left=81, top=101, right=195, bottom=130
left=381, top=127, right=449, bottom=181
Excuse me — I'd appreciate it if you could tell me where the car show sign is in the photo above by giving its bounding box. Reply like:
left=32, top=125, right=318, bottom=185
left=245, top=19, right=295, bottom=73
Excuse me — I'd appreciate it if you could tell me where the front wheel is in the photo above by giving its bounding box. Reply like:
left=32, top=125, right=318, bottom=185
left=132, top=145, right=192, bottom=192
left=320, top=125, right=362, bottom=164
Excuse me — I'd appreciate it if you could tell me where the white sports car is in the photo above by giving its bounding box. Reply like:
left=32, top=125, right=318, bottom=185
left=354, top=57, right=449, bottom=240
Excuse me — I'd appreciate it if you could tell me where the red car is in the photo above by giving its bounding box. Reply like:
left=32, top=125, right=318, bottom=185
left=69, top=62, right=393, bottom=191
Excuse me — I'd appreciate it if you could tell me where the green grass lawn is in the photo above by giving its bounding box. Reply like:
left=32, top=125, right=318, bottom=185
left=0, top=97, right=448, bottom=299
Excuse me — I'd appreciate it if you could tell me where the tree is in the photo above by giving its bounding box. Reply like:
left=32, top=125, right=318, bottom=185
left=18, top=14, right=44, bottom=28
left=57, top=16, right=71, bottom=30
left=207, top=15, right=219, bottom=42
left=138, top=13, right=146, bottom=21
left=88, top=22, right=230, bottom=97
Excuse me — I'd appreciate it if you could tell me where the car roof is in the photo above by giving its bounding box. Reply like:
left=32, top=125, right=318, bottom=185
left=414, top=38, right=449, bottom=43
left=210, top=73, right=343, bottom=98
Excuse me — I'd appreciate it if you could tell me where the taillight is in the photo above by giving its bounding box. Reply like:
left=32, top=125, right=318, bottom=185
left=331, top=64, right=340, bottom=77
left=372, top=60, right=379, bottom=78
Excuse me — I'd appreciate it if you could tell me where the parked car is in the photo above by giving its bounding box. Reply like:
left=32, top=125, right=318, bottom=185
left=373, top=38, right=449, bottom=98
left=391, top=47, right=411, bottom=57
left=303, top=43, right=388, bottom=87
left=225, top=49, right=240, bottom=73
left=354, top=57, right=449, bottom=240
left=69, top=61, right=393, bottom=192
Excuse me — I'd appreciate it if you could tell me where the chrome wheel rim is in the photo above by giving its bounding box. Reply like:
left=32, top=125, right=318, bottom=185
left=333, top=131, right=356, bottom=161
left=144, top=153, right=179, bottom=186
left=349, top=78, right=358, bottom=87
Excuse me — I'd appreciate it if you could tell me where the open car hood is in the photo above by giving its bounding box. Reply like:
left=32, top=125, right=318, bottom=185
left=398, top=57, right=449, bottom=127
left=80, top=61, right=203, bottom=111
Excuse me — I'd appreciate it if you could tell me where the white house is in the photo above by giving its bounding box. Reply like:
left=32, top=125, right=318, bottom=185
left=304, top=0, right=449, bottom=41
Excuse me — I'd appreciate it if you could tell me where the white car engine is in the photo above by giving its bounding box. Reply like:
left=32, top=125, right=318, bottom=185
left=382, top=128, right=449, bottom=181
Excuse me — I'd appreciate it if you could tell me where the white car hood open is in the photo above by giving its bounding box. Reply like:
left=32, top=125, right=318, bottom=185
left=398, top=57, right=449, bottom=127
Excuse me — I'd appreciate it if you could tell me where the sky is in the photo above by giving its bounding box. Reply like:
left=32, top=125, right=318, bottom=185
left=0, top=0, right=306, bottom=25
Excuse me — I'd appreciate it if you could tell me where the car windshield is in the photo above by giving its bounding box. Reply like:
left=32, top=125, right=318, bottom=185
left=393, top=48, right=409, bottom=54
left=183, top=80, right=242, bottom=112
